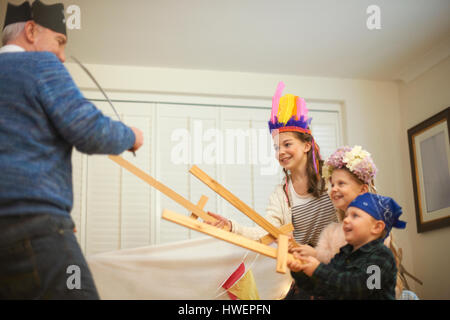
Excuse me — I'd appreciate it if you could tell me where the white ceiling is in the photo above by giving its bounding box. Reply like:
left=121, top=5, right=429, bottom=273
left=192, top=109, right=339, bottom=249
left=2, top=0, right=450, bottom=81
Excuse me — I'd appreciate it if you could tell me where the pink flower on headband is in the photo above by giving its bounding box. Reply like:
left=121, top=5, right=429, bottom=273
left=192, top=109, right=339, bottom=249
left=322, top=146, right=377, bottom=184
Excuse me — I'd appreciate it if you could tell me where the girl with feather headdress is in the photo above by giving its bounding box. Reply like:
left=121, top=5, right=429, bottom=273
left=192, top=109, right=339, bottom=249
left=207, top=82, right=338, bottom=299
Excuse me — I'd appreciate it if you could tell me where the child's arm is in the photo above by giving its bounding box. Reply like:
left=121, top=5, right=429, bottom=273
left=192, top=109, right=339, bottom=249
left=287, top=254, right=321, bottom=294
left=308, top=251, right=397, bottom=299
left=288, top=254, right=320, bottom=276
left=288, top=247, right=397, bottom=299
left=228, top=186, right=286, bottom=240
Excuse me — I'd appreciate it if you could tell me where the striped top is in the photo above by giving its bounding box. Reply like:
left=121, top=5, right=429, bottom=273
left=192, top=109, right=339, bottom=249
left=231, top=177, right=337, bottom=243
left=291, top=192, right=337, bottom=247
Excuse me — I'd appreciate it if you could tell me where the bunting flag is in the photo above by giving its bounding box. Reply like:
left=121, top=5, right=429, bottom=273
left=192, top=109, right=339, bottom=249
left=228, top=270, right=260, bottom=300
left=222, top=262, right=245, bottom=299
left=87, top=237, right=292, bottom=300
left=222, top=262, right=260, bottom=300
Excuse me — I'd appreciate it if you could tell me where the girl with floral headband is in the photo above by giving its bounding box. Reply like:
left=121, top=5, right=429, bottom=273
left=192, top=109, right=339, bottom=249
left=291, top=145, right=406, bottom=298
left=307, top=146, right=377, bottom=261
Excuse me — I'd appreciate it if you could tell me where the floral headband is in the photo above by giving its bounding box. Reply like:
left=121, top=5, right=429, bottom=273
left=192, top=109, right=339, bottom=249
left=322, top=145, right=377, bottom=185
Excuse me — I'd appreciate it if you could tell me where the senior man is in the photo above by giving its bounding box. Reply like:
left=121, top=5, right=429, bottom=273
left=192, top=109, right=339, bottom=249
left=0, top=1, right=143, bottom=299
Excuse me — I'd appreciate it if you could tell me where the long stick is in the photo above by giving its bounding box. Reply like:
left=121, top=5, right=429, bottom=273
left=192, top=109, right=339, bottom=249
left=189, top=165, right=282, bottom=238
left=259, top=223, right=293, bottom=245
left=276, top=234, right=289, bottom=274
left=189, top=165, right=299, bottom=249
left=108, top=155, right=216, bottom=223
left=162, top=209, right=299, bottom=274
left=190, top=195, right=209, bottom=219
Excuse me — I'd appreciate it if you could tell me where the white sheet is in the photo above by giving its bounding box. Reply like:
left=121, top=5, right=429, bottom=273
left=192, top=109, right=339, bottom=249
left=87, top=237, right=292, bottom=300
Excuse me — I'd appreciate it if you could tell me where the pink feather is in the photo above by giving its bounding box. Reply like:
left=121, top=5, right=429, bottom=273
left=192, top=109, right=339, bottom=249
left=296, top=97, right=308, bottom=121
left=271, top=81, right=285, bottom=123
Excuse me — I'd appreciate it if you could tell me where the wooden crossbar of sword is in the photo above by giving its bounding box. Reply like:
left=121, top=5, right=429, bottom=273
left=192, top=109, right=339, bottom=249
left=108, top=155, right=216, bottom=223
left=162, top=209, right=298, bottom=274
left=189, top=165, right=299, bottom=247
left=108, top=155, right=298, bottom=272
left=108, top=155, right=294, bottom=244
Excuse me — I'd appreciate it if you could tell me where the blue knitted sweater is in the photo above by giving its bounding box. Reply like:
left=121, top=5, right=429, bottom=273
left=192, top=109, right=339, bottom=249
left=0, top=52, right=135, bottom=217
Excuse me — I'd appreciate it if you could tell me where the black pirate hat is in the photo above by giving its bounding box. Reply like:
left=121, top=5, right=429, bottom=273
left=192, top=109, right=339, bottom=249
left=3, top=1, right=32, bottom=30
left=31, top=0, right=66, bottom=36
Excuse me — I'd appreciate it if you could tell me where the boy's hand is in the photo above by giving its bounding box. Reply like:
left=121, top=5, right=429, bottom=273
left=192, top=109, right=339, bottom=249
left=288, top=253, right=321, bottom=277
left=287, top=255, right=303, bottom=272
left=299, top=255, right=321, bottom=277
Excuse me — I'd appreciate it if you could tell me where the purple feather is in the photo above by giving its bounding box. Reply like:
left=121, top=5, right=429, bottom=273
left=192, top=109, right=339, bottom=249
left=268, top=116, right=311, bottom=133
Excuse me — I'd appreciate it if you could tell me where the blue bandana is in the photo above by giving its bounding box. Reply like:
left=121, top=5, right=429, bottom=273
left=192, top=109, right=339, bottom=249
left=348, top=193, right=406, bottom=238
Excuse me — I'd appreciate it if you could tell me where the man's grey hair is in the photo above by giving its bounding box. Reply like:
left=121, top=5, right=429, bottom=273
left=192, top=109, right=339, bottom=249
left=2, top=22, right=26, bottom=46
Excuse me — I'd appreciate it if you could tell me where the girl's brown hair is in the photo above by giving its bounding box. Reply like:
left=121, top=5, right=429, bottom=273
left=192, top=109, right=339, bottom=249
left=282, top=131, right=325, bottom=207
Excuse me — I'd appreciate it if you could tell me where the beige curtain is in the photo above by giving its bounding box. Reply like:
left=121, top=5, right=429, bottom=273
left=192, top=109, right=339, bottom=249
left=87, top=237, right=292, bottom=300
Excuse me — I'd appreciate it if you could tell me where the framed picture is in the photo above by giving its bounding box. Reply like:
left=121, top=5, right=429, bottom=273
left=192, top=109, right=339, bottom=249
left=408, top=107, right=450, bottom=233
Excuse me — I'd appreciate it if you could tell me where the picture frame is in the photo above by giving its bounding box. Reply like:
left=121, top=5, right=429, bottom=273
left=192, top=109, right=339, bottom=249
left=408, top=107, right=450, bottom=233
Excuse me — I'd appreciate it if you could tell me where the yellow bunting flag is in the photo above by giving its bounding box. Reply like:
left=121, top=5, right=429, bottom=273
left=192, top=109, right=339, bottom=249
left=228, top=269, right=260, bottom=300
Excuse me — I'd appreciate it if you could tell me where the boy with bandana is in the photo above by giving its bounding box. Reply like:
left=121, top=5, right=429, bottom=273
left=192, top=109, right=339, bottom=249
left=288, top=193, right=406, bottom=299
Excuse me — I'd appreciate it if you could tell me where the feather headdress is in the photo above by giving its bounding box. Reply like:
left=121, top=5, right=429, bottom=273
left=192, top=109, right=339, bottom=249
left=269, top=82, right=311, bottom=133
left=268, top=81, right=321, bottom=176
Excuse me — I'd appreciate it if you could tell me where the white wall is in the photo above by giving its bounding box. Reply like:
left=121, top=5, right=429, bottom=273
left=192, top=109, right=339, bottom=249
left=65, top=62, right=415, bottom=295
left=398, top=56, right=450, bottom=299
